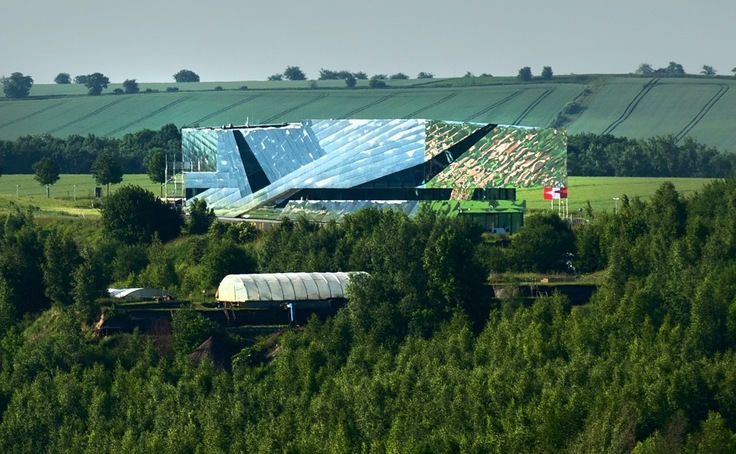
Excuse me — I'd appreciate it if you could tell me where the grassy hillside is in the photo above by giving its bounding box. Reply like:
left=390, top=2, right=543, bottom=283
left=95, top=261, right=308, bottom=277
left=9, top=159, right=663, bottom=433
left=2, top=74, right=735, bottom=153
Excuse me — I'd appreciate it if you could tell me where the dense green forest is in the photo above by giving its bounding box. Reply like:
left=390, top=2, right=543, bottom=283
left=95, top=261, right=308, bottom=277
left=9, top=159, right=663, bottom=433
left=0, top=176, right=736, bottom=451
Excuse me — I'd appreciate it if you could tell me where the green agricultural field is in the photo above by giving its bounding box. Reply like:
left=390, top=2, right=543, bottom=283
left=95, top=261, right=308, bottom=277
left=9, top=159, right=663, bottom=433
left=3, top=74, right=736, bottom=153
left=518, top=176, right=714, bottom=213
left=567, top=77, right=736, bottom=151
left=0, top=174, right=715, bottom=220
left=0, top=174, right=166, bottom=217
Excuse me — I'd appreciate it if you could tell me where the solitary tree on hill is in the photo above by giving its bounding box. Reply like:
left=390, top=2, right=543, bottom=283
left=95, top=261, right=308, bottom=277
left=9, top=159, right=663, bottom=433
left=173, top=69, right=200, bottom=83
left=1, top=72, right=33, bottom=98
left=54, top=73, right=71, bottom=84
left=517, top=66, right=532, bottom=82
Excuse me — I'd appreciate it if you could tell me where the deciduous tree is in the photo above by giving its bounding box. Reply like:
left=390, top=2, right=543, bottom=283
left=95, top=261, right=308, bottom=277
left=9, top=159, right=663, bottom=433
left=517, top=66, right=532, bottom=82
left=83, top=72, right=110, bottom=95
left=54, top=73, right=71, bottom=84
left=636, top=63, right=654, bottom=75
left=144, top=147, right=166, bottom=195
left=32, top=156, right=60, bottom=197
left=283, top=66, right=307, bottom=81
left=542, top=66, right=553, bottom=80
left=344, top=74, right=357, bottom=88
left=701, top=65, right=716, bottom=76
left=100, top=185, right=182, bottom=244
left=42, top=232, right=81, bottom=306
left=91, top=151, right=123, bottom=196
left=123, top=79, right=139, bottom=94
left=173, top=69, right=200, bottom=82
left=185, top=198, right=216, bottom=235
left=1, top=72, right=33, bottom=98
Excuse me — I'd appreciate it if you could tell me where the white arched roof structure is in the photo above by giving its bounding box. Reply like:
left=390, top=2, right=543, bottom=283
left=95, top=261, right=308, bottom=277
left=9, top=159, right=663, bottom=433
left=216, top=272, right=363, bottom=303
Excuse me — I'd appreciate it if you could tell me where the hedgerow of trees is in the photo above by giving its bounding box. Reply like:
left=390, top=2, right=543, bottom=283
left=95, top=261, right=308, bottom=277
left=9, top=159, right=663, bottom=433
left=1, top=177, right=736, bottom=450
left=567, top=133, right=736, bottom=177
left=636, top=61, right=688, bottom=76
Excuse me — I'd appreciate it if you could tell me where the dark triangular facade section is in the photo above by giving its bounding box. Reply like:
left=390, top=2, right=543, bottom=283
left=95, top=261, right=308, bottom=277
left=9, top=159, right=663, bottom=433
left=424, top=123, right=497, bottom=183
left=233, top=130, right=270, bottom=193
left=353, top=163, right=426, bottom=189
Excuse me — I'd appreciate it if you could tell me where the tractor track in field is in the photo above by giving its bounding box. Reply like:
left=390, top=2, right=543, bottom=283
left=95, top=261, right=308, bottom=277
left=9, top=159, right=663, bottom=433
left=342, top=94, right=396, bottom=118
left=45, top=97, right=129, bottom=135
left=0, top=101, right=66, bottom=131
left=402, top=92, right=459, bottom=119
left=188, top=94, right=264, bottom=127
left=105, top=96, right=193, bottom=136
left=262, top=94, right=329, bottom=124
left=513, top=88, right=555, bottom=125
left=463, top=91, right=523, bottom=122
left=602, top=78, right=660, bottom=135
left=675, top=84, right=729, bottom=143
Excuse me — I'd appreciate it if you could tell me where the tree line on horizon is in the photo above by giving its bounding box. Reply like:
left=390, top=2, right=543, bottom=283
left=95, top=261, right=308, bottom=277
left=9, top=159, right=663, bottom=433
left=4, top=60, right=736, bottom=99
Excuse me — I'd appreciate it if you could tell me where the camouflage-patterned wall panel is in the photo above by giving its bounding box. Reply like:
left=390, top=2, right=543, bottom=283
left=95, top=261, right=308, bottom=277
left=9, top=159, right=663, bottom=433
left=426, top=125, right=567, bottom=189
left=424, top=120, right=479, bottom=160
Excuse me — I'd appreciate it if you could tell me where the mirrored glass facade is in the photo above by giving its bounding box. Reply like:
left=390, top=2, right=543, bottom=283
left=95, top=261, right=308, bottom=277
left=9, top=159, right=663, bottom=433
left=182, top=119, right=566, bottom=217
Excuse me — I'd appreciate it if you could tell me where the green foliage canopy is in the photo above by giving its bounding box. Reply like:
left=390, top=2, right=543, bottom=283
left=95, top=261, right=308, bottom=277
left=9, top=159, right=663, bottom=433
left=517, top=66, right=532, bottom=82
left=122, top=79, right=139, bottom=94
left=1, top=72, right=33, bottom=98
left=83, top=72, right=109, bottom=96
left=100, top=185, right=182, bottom=244
left=91, top=151, right=123, bottom=195
left=32, top=156, right=60, bottom=197
left=53, top=73, right=71, bottom=84
left=283, top=66, right=307, bottom=81
left=173, top=69, right=200, bottom=83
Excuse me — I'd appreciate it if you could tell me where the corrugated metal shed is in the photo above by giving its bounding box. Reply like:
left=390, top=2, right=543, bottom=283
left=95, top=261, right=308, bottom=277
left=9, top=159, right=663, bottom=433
left=216, top=272, right=362, bottom=303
